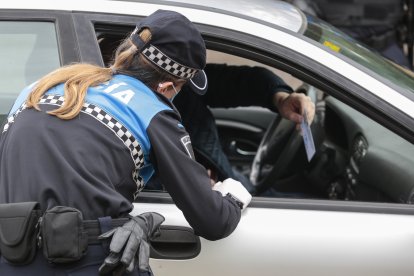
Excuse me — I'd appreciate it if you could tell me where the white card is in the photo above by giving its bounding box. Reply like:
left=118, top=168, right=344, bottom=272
left=300, top=109, right=316, bottom=161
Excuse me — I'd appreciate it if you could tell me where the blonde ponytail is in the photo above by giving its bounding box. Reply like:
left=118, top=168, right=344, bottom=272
left=25, top=28, right=170, bottom=120
left=26, top=64, right=113, bottom=120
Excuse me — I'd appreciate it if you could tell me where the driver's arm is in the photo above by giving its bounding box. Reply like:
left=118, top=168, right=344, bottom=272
left=204, top=63, right=315, bottom=127
left=203, top=63, right=293, bottom=112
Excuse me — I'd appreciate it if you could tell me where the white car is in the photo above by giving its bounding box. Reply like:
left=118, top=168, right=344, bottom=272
left=1, top=0, right=414, bottom=275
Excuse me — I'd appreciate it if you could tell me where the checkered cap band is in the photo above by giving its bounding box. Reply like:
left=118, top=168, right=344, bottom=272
left=142, top=45, right=198, bottom=79
left=3, top=95, right=145, bottom=197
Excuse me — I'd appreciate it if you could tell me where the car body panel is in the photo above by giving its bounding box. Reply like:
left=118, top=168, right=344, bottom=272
left=160, top=0, right=306, bottom=33
left=134, top=201, right=414, bottom=276
left=2, top=0, right=306, bottom=33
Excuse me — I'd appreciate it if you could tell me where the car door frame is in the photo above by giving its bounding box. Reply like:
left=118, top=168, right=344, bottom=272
left=71, top=4, right=414, bottom=218
left=72, top=11, right=414, bottom=276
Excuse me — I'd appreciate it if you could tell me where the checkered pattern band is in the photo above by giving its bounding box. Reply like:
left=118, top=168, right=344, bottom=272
left=3, top=95, right=145, bottom=198
left=142, top=45, right=198, bottom=79
left=2, top=103, right=28, bottom=134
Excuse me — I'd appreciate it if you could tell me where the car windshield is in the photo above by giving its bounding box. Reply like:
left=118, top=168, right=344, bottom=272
left=303, top=15, right=414, bottom=94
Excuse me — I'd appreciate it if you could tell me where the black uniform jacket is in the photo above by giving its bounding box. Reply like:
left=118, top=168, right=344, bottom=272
left=0, top=74, right=240, bottom=241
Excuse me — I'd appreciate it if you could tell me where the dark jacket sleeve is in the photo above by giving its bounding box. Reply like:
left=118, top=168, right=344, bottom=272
left=203, top=63, right=293, bottom=112
left=146, top=109, right=241, bottom=241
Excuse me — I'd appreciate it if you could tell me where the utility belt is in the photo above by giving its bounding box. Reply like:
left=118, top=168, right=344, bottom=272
left=0, top=202, right=129, bottom=265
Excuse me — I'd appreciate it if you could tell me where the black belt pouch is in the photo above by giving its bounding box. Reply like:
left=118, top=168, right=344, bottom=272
left=0, top=202, right=41, bottom=265
left=41, top=206, right=88, bottom=263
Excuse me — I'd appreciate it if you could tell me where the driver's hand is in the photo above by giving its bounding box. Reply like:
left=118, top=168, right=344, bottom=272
left=274, top=92, right=315, bottom=130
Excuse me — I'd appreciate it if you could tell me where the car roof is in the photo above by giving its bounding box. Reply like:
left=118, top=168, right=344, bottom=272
left=1, top=0, right=305, bottom=33
left=131, top=0, right=305, bottom=32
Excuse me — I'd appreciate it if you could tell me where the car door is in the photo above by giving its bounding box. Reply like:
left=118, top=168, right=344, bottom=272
left=0, top=10, right=79, bottom=124
left=75, top=10, right=414, bottom=276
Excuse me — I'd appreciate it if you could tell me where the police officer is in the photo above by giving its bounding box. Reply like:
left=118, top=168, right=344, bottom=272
left=0, top=10, right=251, bottom=275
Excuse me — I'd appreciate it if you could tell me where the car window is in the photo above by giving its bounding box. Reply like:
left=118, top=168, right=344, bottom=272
left=93, top=22, right=414, bottom=207
left=206, top=51, right=414, bottom=205
left=303, top=15, right=414, bottom=95
left=0, top=21, right=60, bottom=120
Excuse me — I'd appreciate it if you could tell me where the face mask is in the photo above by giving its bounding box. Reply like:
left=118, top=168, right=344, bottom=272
left=170, top=83, right=179, bottom=102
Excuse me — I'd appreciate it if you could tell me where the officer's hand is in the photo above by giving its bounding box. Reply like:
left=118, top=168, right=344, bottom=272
left=98, top=212, right=165, bottom=275
left=213, top=178, right=252, bottom=210
left=274, top=92, right=315, bottom=130
left=207, top=169, right=218, bottom=187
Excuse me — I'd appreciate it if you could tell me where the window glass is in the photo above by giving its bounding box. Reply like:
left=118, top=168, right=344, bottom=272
left=303, top=15, right=414, bottom=95
left=0, top=21, right=60, bottom=116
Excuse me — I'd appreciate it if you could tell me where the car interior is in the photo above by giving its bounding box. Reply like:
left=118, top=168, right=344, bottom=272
left=93, top=24, right=414, bottom=205
left=1, top=22, right=412, bottom=207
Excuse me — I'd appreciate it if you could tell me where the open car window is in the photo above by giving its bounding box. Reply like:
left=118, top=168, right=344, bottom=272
left=94, top=22, right=414, bottom=206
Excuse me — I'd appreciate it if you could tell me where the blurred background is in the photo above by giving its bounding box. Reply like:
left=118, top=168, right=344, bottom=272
left=285, top=0, right=414, bottom=70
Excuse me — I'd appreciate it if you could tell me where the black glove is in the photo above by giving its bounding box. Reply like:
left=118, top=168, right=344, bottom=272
left=98, top=212, right=165, bottom=275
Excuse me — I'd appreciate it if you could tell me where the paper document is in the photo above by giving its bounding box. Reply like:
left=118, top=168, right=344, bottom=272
left=300, top=109, right=316, bottom=161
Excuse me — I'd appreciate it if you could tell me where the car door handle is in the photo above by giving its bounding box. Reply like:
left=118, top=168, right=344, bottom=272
left=230, top=141, right=256, bottom=156
left=150, top=225, right=201, bottom=259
